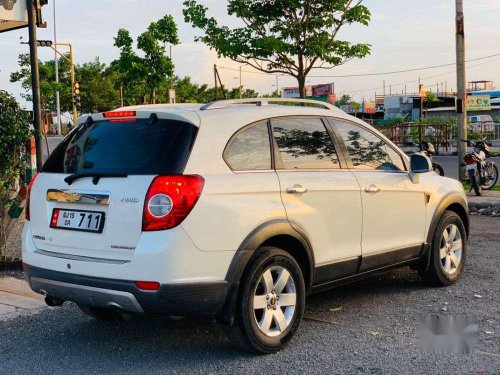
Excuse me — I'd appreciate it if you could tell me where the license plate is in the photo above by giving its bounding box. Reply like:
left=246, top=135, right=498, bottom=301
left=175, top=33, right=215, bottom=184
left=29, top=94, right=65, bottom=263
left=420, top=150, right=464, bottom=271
left=465, top=164, right=476, bottom=171
left=50, top=209, right=105, bottom=233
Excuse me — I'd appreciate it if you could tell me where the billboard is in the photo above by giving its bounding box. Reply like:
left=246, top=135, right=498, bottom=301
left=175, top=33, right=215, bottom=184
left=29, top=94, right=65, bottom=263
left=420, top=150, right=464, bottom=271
left=0, top=0, right=28, bottom=33
left=282, top=86, right=313, bottom=98
left=312, top=83, right=334, bottom=97
left=340, top=104, right=353, bottom=113
left=282, top=83, right=334, bottom=99
left=465, top=95, right=491, bottom=111
left=363, top=101, right=376, bottom=114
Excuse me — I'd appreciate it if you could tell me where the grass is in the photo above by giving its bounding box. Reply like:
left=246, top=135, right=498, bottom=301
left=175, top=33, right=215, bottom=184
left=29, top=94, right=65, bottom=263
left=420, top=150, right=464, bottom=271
left=461, top=181, right=500, bottom=192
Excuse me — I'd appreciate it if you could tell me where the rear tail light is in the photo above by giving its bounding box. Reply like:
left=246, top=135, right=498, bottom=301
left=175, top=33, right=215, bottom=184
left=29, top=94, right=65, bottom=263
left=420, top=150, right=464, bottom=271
left=142, top=175, right=205, bottom=231
left=464, top=155, right=476, bottom=165
left=25, top=172, right=40, bottom=221
left=134, top=281, right=160, bottom=291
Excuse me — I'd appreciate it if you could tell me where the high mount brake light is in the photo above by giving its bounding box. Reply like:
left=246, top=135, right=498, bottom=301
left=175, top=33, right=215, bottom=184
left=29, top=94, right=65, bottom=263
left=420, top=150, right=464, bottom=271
left=25, top=172, right=40, bottom=221
left=103, top=111, right=136, bottom=118
left=142, top=175, right=205, bottom=231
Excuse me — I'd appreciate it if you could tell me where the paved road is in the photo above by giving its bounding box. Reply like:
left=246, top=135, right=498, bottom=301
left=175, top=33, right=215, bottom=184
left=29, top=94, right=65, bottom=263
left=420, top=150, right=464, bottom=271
left=0, top=216, right=498, bottom=374
left=434, top=156, right=500, bottom=180
left=42, top=136, right=64, bottom=162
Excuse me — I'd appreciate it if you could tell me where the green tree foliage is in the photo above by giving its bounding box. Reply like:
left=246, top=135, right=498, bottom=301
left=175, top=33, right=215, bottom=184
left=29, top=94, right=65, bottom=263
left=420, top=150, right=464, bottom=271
left=183, top=0, right=371, bottom=98
left=10, top=53, right=72, bottom=113
left=113, top=15, right=179, bottom=104
left=76, top=58, right=120, bottom=113
left=336, top=94, right=352, bottom=105
left=0, top=91, right=31, bottom=252
left=10, top=54, right=120, bottom=115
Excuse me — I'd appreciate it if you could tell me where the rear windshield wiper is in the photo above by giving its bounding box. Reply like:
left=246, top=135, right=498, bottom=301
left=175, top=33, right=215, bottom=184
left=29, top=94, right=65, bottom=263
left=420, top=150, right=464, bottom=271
left=64, top=173, right=128, bottom=185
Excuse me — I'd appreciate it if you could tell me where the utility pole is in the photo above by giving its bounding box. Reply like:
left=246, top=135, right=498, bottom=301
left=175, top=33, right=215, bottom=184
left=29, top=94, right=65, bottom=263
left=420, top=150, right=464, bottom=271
left=456, top=0, right=467, bottom=179
left=53, top=0, right=61, bottom=135
left=27, top=0, right=43, bottom=170
left=239, top=66, right=242, bottom=99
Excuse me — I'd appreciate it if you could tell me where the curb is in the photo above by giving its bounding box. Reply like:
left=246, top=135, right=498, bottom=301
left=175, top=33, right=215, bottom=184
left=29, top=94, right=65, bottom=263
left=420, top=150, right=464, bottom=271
left=468, top=202, right=500, bottom=216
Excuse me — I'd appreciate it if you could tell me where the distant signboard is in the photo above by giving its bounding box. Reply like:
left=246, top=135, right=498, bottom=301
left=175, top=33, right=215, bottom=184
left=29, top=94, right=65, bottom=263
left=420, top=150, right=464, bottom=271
left=282, top=83, right=334, bottom=99
left=0, top=0, right=28, bottom=33
left=340, top=104, right=353, bottom=113
left=419, top=84, right=427, bottom=98
left=312, top=83, right=334, bottom=97
left=465, top=95, right=491, bottom=111
left=363, top=101, right=376, bottom=114
left=327, top=94, right=337, bottom=104
left=282, top=86, right=313, bottom=98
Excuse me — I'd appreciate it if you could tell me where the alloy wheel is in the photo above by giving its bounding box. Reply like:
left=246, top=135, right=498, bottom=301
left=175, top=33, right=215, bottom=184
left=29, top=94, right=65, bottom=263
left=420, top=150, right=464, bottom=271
left=439, top=224, right=463, bottom=275
left=253, top=266, right=297, bottom=337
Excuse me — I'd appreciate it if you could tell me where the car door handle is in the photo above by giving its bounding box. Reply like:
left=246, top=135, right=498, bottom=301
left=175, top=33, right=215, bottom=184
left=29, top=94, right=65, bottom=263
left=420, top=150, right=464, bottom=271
left=364, top=184, right=380, bottom=193
left=286, top=185, right=308, bottom=194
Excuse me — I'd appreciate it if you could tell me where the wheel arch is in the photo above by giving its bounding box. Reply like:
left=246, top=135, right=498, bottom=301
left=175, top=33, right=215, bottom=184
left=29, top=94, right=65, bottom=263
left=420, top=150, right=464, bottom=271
left=422, top=193, right=469, bottom=271
left=218, top=219, right=314, bottom=325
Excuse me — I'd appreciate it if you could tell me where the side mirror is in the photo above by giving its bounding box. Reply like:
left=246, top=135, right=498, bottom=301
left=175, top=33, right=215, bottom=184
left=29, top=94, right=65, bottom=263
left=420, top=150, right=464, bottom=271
left=409, top=154, right=432, bottom=184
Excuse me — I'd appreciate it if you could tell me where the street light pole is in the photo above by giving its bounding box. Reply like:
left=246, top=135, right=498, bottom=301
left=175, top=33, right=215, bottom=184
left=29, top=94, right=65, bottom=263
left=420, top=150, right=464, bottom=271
left=53, top=0, right=62, bottom=135
left=26, top=0, right=43, bottom=170
left=456, top=0, right=467, bottom=179
left=239, top=66, right=242, bottom=99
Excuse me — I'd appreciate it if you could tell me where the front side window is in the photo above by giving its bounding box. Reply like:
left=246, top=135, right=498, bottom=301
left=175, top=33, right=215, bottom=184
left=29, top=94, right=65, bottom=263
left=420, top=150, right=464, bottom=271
left=224, top=122, right=272, bottom=171
left=334, top=120, right=405, bottom=171
left=271, top=117, right=340, bottom=170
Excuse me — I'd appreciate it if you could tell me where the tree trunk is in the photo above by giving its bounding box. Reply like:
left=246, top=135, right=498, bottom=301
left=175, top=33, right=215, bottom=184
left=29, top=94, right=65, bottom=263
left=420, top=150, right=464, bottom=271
left=298, top=75, right=307, bottom=99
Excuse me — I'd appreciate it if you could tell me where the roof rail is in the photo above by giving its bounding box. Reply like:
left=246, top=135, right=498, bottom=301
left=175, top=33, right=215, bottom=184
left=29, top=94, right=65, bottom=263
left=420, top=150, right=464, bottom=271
left=200, top=98, right=339, bottom=111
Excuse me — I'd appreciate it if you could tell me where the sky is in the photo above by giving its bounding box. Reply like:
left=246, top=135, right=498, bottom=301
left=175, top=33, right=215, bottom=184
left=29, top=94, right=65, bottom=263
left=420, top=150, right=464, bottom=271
left=1, top=0, right=499, bottom=109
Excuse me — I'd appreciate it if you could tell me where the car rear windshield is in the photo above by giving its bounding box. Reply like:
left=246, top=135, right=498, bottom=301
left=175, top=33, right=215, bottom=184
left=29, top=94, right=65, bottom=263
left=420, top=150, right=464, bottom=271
left=42, top=118, right=198, bottom=175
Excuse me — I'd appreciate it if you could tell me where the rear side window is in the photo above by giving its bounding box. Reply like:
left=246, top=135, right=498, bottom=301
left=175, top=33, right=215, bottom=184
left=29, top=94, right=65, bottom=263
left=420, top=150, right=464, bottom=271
left=43, top=118, right=198, bottom=175
left=224, top=122, right=272, bottom=171
left=334, top=121, right=406, bottom=171
left=271, top=117, right=340, bottom=170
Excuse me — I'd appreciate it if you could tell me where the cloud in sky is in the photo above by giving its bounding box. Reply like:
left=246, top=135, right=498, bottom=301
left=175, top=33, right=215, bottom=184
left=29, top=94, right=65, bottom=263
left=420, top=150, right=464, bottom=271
left=0, top=0, right=499, bottom=108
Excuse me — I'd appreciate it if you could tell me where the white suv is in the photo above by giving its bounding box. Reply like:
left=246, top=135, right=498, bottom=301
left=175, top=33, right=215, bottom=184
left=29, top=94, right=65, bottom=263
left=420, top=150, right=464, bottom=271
left=23, top=99, right=469, bottom=353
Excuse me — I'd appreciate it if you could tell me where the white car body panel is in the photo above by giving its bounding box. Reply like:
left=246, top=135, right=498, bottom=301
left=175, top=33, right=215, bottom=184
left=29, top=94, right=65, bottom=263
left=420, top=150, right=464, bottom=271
left=277, top=170, right=362, bottom=265
left=23, top=100, right=467, bottom=296
left=352, top=171, right=426, bottom=255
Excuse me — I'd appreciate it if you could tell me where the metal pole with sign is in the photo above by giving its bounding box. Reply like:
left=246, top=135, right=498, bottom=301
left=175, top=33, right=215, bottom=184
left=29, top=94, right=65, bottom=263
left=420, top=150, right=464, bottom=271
left=26, top=0, right=43, bottom=170
left=456, top=0, right=467, bottom=180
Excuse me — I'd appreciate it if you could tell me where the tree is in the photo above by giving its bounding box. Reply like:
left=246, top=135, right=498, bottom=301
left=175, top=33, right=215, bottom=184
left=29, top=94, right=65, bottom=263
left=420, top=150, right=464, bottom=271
left=10, top=53, right=72, bottom=113
left=113, top=15, right=179, bottom=104
left=183, top=0, right=371, bottom=98
left=76, top=58, right=120, bottom=113
left=0, top=91, right=31, bottom=255
left=336, top=94, right=352, bottom=105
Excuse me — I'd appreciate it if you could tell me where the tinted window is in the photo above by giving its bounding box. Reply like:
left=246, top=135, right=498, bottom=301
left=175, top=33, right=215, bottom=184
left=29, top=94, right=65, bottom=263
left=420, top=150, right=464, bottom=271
left=43, top=118, right=198, bottom=175
left=224, top=122, right=271, bottom=171
left=334, top=121, right=405, bottom=171
left=271, top=118, right=340, bottom=169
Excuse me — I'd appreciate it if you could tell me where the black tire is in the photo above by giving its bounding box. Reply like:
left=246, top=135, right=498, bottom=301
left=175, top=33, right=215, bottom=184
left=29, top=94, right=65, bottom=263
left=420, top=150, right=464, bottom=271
left=226, top=247, right=305, bottom=354
left=468, top=168, right=482, bottom=196
left=419, top=211, right=467, bottom=286
left=77, top=304, right=129, bottom=321
left=432, top=163, right=444, bottom=176
left=482, top=163, right=498, bottom=190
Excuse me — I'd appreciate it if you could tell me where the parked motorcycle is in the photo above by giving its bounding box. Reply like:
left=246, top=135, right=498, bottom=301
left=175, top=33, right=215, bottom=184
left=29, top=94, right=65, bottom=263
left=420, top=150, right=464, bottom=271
left=461, top=139, right=498, bottom=196
left=405, top=141, right=444, bottom=176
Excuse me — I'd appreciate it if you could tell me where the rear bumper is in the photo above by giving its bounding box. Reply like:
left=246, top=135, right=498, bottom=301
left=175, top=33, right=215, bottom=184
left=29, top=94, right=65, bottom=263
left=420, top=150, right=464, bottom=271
left=25, top=265, right=228, bottom=316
